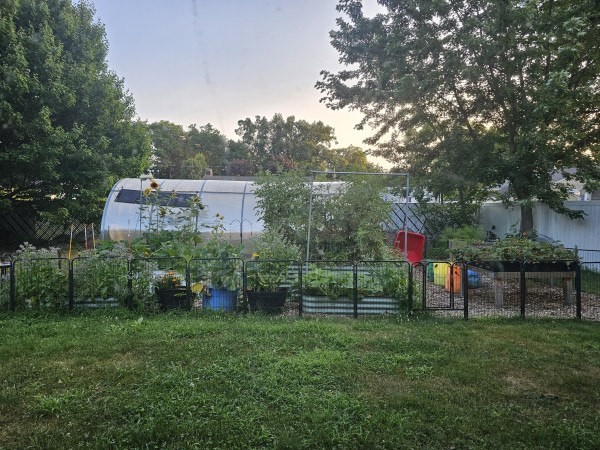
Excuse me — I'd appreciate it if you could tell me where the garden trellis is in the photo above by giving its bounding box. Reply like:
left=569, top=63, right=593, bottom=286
left=306, top=171, right=410, bottom=261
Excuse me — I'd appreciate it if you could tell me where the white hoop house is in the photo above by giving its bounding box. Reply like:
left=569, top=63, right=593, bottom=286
left=100, top=178, right=262, bottom=243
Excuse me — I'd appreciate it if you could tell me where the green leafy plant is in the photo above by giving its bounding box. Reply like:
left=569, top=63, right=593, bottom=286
left=13, top=243, right=68, bottom=310
left=73, top=243, right=129, bottom=305
left=247, top=229, right=300, bottom=292
left=453, top=237, right=579, bottom=263
left=302, top=267, right=353, bottom=299
left=200, top=237, right=243, bottom=292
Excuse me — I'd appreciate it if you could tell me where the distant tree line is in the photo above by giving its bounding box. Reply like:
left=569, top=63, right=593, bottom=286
left=148, top=114, right=380, bottom=179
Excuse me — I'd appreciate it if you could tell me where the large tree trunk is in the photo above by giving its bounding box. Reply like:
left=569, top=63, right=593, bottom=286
left=520, top=204, right=534, bottom=235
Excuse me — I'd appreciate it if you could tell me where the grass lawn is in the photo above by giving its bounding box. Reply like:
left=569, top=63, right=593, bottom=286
left=1, top=311, right=599, bottom=449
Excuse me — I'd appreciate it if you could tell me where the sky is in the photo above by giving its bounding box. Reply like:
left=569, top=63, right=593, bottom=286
left=91, top=0, right=389, bottom=166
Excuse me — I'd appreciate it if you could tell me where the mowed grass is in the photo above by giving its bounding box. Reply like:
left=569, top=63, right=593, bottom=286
left=1, top=311, right=599, bottom=449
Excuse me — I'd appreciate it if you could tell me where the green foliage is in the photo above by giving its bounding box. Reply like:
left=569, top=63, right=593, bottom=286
left=453, top=237, right=579, bottom=263
left=254, top=172, right=393, bottom=260
left=318, top=0, right=600, bottom=232
left=0, top=0, right=151, bottom=223
left=200, top=237, right=243, bottom=291
left=302, top=267, right=353, bottom=299
left=73, top=254, right=128, bottom=305
left=364, top=265, right=411, bottom=307
left=302, top=264, right=414, bottom=309
left=234, top=113, right=337, bottom=173
left=148, top=121, right=223, bottom=177
left=246, top=229, right=301, bottom=291
left=12, top=243, right=68, bottom=310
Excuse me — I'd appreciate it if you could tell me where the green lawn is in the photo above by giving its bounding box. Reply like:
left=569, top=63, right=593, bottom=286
left=1, top=311, right=599, bottom=449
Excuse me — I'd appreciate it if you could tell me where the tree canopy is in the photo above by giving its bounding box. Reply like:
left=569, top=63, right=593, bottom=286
left=229, top=113, right=380, bottom=174
left=0, top=0, right=151, bottom=224
left=147, top=121, right=228, bottom=178
left=317, top=0, right=600, bottom=232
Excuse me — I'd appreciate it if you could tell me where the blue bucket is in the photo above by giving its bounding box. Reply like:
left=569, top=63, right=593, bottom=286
left=467, top=270, right=481, bottom=289
left=203, top=288, right=237, bottom=311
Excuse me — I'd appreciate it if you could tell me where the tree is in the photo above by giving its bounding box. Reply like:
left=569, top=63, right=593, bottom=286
left=186, top=123, right=228, bottom=175
left=234, top=114, right=337, bottom=172
left=321, top=145, right=382, bottom=173
left=148, top=122, right=227, bottom=178
left=0, top=0, right=151, bottom=224
left=147, top=121, right=189, bottom=179
left=317, top=0, right=600, bottom=233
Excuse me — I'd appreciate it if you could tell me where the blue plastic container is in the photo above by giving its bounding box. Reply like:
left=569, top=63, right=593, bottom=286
left=467, top=270, right=482, bottom=289
left=203, top=288, right=237, bottom=311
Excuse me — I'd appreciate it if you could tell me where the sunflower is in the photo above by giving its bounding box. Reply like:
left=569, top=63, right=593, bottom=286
left=143, top=188, right=152, bottom=197
left=150, top=180, right=159, bottom=190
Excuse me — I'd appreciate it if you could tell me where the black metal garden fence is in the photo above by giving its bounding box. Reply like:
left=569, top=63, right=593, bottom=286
left=1, top=255, right=599, bottom=321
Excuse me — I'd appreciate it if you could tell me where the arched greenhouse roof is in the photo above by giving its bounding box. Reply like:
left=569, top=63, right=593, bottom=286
left=101, top=178, right=262, bottom=242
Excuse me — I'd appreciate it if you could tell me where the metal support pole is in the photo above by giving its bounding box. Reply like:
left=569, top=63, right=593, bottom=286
left=306, top=174, right=315, bottom=263
left=520, top=264, right=526, bottom=319
left=463, top=263, right=469, bottom=320
left=353, top=263, right=358, bottom=319
left=127, top=259, right=134, bottom=310
left=575, top=263, right=582, bottom=319
left=68, top=259, right=74, bottom=312
left=9, top=259, right=15, bottom=311
left=405, top=175, right=409, bottom=261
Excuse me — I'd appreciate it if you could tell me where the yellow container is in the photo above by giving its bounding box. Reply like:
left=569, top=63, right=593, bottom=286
left=433, top=262, right=450, bottom=286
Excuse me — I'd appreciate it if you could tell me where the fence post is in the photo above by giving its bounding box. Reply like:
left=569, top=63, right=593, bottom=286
left=449, top=263, right=455, bottom=309
left=575, top=263, right=582, bottom=319
left=68, top=259, right=74, bottom=312
left=298, top=262, right=303, bottom=317
left=9, top=259, right=15, bottom=311
left=407, top=262, right=413, bottom=311
left=520, top=263, right=526, bottom=319
left=353, top=263, right=358, bottom=319
left=422, top=262, right=427, bottom=310
left=186, top=260, right=191, bottom=306
left=463, top=263, right=469, bottom=320
left=127, top=259, right=133, bottom=310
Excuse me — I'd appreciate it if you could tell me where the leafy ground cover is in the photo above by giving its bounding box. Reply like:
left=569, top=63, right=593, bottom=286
left=1, top=311, right=599, bottom=449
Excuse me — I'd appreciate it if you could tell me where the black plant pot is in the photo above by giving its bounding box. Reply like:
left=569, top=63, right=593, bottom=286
left=248, top=290, right=287, bottom=314
left=156, top=288, right=191, bottom=311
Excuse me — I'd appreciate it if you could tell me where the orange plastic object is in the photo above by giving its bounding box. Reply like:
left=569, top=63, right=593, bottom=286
left=393, top=231, right=426, bottom=264
left=445, top=266, right=461, bottom=293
